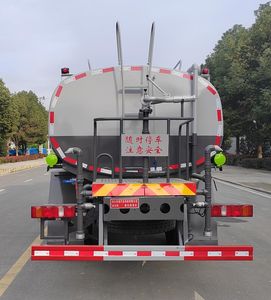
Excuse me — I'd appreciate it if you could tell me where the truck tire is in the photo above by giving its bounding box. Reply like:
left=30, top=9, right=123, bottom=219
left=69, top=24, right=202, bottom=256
left=108, top=220, right=176, bottom=235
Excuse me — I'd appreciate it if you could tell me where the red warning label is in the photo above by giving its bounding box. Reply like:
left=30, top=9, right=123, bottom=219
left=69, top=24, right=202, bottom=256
left=110, top=198, right=139, bottom=209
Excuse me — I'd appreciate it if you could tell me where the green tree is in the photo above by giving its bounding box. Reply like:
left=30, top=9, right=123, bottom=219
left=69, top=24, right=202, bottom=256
left=11, top=91, right=48, bottom=155
left=205, top=2, right=271, bottom=157
left=0, top=80, right=18, bottom=156
left=243, top=2, right=271, bottom=157
left=205, top=25, right=250, bottom=153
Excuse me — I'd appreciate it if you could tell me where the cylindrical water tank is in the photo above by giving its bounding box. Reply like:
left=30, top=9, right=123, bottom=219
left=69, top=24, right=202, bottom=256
left=49, top=65, right=223, bottom=179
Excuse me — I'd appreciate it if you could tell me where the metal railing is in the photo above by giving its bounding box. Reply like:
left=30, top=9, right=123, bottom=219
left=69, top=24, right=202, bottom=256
left=93, top=117, right=193, bottom=183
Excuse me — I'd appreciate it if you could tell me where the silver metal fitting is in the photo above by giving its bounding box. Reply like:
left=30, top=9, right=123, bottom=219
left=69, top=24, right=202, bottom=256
left=76, top=232, right=85, bottom=240
left=193, top=201, right=208, bottom=208
left=204, top=231, right=213, bottom=237
left=82, top=203, right=96, bottom=210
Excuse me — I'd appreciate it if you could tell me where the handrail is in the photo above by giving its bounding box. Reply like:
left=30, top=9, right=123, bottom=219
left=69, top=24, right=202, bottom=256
left=93, top=117, right=193, bottom=183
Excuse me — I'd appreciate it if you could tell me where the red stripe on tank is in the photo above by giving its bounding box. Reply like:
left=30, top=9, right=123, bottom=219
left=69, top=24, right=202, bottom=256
left=207, top=85, right=216, bottom=95
left=217, top=110, right=222, bottom=121
left=50, top=137, right=59, bottom=149
left=49, top=112, right=54, bottom=124
left=55, top=85, right=63, bottom=97
left=103, top=67, right=114, bottom=73
left=75, top=73, right=87, bottom=80
left=159, top=68, right=171, bottom=74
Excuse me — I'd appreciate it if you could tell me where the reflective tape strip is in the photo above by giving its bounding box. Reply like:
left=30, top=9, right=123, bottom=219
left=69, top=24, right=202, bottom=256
left=51, top=97, right=58, bottom=109
left=217, top=124, right=223, bottom=136
left=103, top=67, right=114, bottom=73
left=119, top=184, right=143, bottom=197
left=159, top=68, right=171, bottom=74
left=31, top=246, right=253, bottom=261
left=63, top=157, right=77, bottom=165
left=123, top=66, right=131, bottom=71
left=146, top=184, right=170, bottom=196
left=208, top=251, right=222, bottom=257
left=199, top=77, right=217, bottom=96
left=55, top=85, right=63, bottom=97
left=49, top=112, right=55, bottom=124
left=75, top=72, right=87, bottom=80
left=34, top=251, right=49, bottom=257
left=179, top=251, right=194, bottom=257
left=216, top=98, right=222, bottom=110
left=183, top=73, right=193, bottom=80
left=151, top=67, right=160, bottom=73
left=63, top=76, right=74, bottom=84
left=64, top=251, right=79, bottom=257
left=199, top=77, right=208, bottom=86
left=100, top=168, right=112, bottom=175
left=56, top=147, right=65, bottom=159
left=63, top=72, right=87, bottom=84
left=92, top=182, right=196, bottom=197
left=151, top=251, right=165, bottom=257
left=93, top=251, right=108, bottom=256
left=235, top=251, right=249, bottom=257
left=91, top=69, right=103, bottom=75
left=50, top=137, right=59, bottom=148
left=207, top=85, right=217, bottom=95
left=171, top=70, right=181, bottom=77
left=215, top=136, right=221, bottom=145
left=123, top=251, right=137, bottom=257
left=217, top=110, right=222, bottom=122
left=49, top=124, right=54, bottom=135
left=123, top=66, right=143, bottom=71
left=131, top=66, right=142, bottom=71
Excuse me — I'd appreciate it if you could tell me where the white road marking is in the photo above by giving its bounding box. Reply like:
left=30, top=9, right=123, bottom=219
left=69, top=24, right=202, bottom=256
left=24, top=179, right=33, bottom=183
left=215, top=179, right=271, bottom=199
left=194, top=291, right=205, bottom=300
left=44, top=173, right=48, bottom=176
left=0, top=189, right=5, bottom=192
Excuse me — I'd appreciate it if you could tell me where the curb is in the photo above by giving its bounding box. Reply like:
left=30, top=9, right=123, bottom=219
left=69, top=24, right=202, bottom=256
left=0, top=160, right=46, bottom=176
left=213, top=176, right=271, bottom=196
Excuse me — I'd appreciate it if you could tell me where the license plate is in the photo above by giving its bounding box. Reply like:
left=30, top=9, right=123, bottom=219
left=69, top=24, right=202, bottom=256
left=110, top=198, right=139, bottom=209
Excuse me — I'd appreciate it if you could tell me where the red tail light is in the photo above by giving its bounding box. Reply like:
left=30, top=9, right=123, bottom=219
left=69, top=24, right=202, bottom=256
left=31, top=205, right=76, bottom=219
left=202, top=68, right=209, bottom=74
left=211, top=204, right=253, bottom=217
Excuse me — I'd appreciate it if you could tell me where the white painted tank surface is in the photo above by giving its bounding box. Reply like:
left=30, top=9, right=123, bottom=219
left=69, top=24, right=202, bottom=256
left=49, top=65, right=223, bottom=178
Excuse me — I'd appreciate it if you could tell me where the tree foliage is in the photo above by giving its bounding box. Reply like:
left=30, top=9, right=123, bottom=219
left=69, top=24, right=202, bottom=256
left=0, top=82, right=48, bottom=156
left=0, top=80, right=18, bottom=156
left=205, top=2, right=271, bottom=157
left=11, top=91, right=48, bottom=154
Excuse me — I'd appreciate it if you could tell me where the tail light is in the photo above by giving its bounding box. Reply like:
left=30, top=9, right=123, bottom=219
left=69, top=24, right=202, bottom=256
left=202, top=68, right=209, bottom=74
left=31, top=205, right=76, bottom=219
left=211, top=204, right=253, bottom=217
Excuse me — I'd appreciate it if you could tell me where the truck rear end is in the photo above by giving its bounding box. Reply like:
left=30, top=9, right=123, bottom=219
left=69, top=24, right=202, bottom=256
left=31, top=23, right=253, bottom=262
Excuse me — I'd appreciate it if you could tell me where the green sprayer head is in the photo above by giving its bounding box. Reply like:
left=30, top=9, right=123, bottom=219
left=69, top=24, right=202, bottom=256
left=45, top=153, right=58, bottom=168
left=213, top=152, right=226, bottom=168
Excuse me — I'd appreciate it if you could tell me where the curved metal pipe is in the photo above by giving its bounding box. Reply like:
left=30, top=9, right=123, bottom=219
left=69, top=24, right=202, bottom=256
left=204, top=145, right=223, bottom=236
left=96, top=153, right=115, bottom=179
left=65, top=147, right=85, bottom=240
left=116, top=22, right=125, bottom=117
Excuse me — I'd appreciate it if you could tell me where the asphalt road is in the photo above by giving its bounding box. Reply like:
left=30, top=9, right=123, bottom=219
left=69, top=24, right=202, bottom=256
left=0, top=166, right=270, bottom=300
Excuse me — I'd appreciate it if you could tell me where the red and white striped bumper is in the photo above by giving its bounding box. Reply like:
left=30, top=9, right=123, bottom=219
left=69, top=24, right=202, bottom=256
left=31, top=245, right=253, bottom=261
